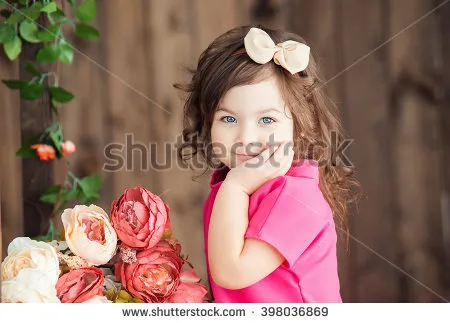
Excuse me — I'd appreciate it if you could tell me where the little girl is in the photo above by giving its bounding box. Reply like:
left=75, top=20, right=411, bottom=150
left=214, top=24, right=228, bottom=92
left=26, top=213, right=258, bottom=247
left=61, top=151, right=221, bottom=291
left=176, top=25, right=358, bottom=303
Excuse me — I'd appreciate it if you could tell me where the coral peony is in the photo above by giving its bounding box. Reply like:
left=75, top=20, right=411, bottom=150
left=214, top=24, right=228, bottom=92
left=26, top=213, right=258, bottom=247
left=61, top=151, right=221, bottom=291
left=115, top=240, right=183, bottom=303
left=167, top=270, right=208, bottom=303
left=56, top=267, right=104, bottom=303
left=110, top=187, right=169, bottom=250
left=31, top=144, right=56, bottom=161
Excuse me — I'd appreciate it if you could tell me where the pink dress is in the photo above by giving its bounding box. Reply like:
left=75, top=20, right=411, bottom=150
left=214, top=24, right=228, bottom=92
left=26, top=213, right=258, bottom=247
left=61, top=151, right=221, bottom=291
left=203, top=159, right=342, bottom=303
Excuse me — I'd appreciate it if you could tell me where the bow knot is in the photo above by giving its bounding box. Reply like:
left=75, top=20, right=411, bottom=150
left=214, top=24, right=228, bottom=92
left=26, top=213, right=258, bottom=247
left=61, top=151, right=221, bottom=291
left=243, top=28, right=310, bottom=75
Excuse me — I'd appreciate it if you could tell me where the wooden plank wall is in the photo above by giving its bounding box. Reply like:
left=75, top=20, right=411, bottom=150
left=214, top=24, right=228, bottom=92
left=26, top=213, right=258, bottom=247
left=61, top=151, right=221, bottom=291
left=388, top=0, right=444, bottom=302
left=0, top=56, right=22, bottom=259
left=1, top=0, right=448, bottom=302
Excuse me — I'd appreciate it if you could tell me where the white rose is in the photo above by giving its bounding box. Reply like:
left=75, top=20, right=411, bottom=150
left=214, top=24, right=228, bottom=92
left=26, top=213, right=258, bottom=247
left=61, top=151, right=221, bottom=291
left=82, top=295, right=112, bottom=303
left=61, top=204, right=117, bottom=266
left=1, top=237, right=60, bottom=285
left=1, top=269, right=60, bottom=303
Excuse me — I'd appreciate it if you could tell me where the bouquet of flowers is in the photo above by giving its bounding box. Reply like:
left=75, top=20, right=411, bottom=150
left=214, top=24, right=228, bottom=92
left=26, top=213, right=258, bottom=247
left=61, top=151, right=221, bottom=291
left=1, top=186, right=208, bottom=303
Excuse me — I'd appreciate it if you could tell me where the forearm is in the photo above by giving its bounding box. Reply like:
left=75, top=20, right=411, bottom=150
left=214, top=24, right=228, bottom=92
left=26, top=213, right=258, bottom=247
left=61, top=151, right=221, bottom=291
left=208, top=180, right=248, bottom=283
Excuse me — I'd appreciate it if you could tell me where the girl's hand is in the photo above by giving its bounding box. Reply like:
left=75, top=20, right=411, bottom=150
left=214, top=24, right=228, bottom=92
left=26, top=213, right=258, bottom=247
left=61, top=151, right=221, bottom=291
left=224, top=141, right=294, bottom=195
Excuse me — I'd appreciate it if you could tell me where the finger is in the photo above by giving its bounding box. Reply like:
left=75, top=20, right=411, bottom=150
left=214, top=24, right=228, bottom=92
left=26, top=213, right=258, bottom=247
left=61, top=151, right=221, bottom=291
left=261, top=141, right=283, bottom=166
left=263, top=142, right=289, bottom=175
left=264, top=147, right=292, bottom=179
left=245, top=143, right=280, bottom=169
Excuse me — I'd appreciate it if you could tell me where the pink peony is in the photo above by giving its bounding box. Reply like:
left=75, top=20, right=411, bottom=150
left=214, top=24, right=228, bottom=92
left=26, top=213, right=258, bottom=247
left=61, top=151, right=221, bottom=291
left=56, top=267, right=104, bottom=303
left=168, top=270, right=208, bottom=303
left=110, top=187, right=170, bottom=250
left=115, top=240, right=183, bottom=303
left=61, top=140, right=76, bottom=156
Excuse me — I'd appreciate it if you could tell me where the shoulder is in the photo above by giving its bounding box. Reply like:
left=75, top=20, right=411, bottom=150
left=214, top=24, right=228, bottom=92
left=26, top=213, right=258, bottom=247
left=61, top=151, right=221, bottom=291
left=246, top=175, right=334, bottom=267
left=251, top=175, right=331, bottom=222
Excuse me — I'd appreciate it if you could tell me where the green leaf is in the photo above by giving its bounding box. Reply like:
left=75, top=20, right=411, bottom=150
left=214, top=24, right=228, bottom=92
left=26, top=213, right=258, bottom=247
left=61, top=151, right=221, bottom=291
left=79, top=173, right=102, bottom=197
left=67, top=0, right=75, bottom=7
left=36, top=24, right=59, bottom=42
left=15, top=133, right=41, bottom=158
left=48, top=8, right=65, bottom=22
left=0, top=23, right=16, bottom=44
left=76, top=0, right=96, bottom=23
left=58, top=39, right=73, bottom=64
left=49, top=86, right=74, bottom=103
left=36, top=43, right=60, bottom=63
left=25, top=2, right=43, bottom=21
left=19, top=20, right=40, bottom=43
left=25, top=61, right=42, bottom=77
left=4, top=37, right=22, bottom=60
left=41, top=2, right=58, bottom=14
left=20, top=82, right=43, bottom=100
left=2, top=79, right=26, bottom=90
left=75, top=23, right=99, bottom=40
left=0, top=10, right=11, bottom=19
left=16, top=145, right=36, bottom=158
left=49, top=131, right=62, bottom=154
left=79, top=173, right=102, bottom=204
left=50, top=98, right=59, bottom=112
left=80, top=192, right=100, bottom=204
left=6, top=11, right=25, bottom=24
left=40, top=185, right=61, bottom=204
left=61, top=187, right=80, bottom=201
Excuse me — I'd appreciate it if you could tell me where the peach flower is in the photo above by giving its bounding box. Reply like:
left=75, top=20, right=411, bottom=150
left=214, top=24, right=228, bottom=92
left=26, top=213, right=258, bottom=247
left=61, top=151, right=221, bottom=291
left=61, top=204, right=117, bottom=266
left=61, top=140, right=76, bottom=156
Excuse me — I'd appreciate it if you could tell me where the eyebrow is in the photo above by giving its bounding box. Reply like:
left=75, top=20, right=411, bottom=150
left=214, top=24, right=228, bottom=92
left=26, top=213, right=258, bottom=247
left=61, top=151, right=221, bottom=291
left=216, top=107, right=283, bottom=115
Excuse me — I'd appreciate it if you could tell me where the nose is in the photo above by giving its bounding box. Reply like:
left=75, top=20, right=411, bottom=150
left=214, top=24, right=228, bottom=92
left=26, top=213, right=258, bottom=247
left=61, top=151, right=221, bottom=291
left=236, top=124, right=261, bottom=154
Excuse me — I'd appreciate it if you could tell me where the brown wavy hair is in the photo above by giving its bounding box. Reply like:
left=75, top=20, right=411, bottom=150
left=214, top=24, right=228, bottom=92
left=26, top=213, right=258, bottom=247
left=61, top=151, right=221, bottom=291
left=174, top=25, right=360, bottom=242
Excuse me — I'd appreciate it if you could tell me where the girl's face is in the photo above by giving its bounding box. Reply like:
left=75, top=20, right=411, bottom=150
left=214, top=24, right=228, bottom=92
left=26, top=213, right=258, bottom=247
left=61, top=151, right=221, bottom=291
left=211, top=76, right=294, bottom=168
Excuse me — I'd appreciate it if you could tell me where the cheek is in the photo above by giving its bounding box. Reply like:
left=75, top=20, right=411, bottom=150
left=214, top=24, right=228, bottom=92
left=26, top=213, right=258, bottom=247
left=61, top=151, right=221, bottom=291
left=210, top=124, right=231, bottom=155
left=263, top=122, right=294, bottom=144
left=210, top=124, right=223, bottom=148
left=211, top=123, right=233, bottom=144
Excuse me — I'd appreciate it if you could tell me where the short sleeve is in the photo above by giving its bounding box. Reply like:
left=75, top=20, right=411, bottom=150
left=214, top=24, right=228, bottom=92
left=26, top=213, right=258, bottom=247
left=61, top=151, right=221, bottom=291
left=244, top=177, right=330, bottom=268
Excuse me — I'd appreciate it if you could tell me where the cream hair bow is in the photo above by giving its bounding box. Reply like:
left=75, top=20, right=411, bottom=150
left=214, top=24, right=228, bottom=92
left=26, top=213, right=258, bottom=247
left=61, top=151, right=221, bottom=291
left=244, top=27, right=310, bottom=75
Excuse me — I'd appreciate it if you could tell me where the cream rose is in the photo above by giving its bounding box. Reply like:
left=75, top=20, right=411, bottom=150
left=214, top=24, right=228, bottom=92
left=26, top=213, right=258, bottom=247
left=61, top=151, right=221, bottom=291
left=1, top=269, right=60, bottom=303
left=61, top=204, right=117, bottom=265
left=1, top=237, right=60, bottom=284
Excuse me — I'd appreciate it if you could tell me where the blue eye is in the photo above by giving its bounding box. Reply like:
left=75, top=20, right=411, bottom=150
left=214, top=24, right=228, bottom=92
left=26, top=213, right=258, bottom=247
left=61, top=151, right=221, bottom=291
left=221, top=116, right=237, bottom=123
left=260, top=117, right=275, bottom=124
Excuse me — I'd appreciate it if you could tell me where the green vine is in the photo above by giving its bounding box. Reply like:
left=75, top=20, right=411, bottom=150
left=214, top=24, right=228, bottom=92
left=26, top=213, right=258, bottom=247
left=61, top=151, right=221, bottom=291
left=0, top=0, right=102, bottom=240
